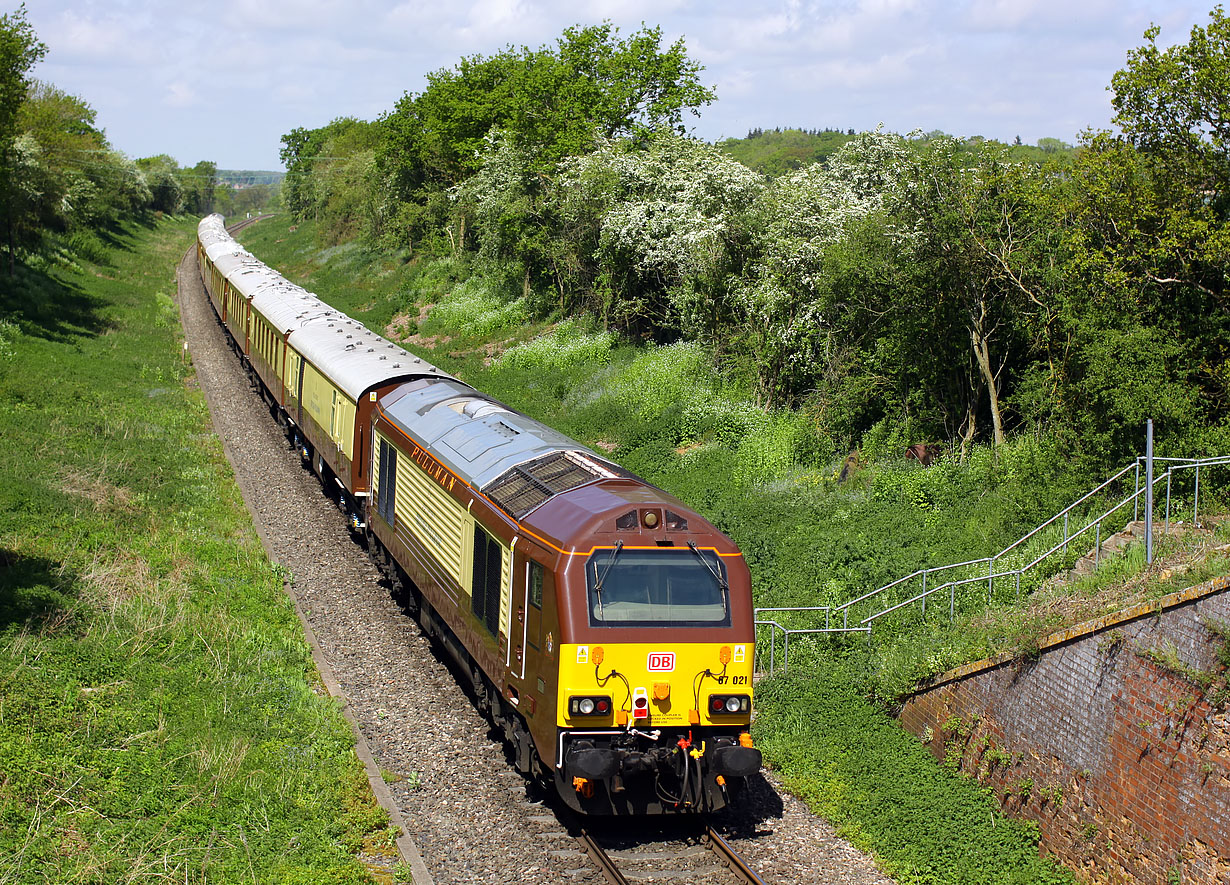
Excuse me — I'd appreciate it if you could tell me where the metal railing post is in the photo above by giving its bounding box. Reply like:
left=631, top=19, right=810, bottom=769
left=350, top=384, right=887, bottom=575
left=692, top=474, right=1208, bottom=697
left=1015, top=570, right=1020, bottom=604
left=950, top=584, right=955, bottom=622
left=1095, top=522, right=1101, bottom=568
left=1194, top=464, right=1201, bottom=527
left=921, top=570, right=926, bottom=618
left=1064, top=512, right=1069, bottom=553
left=1134, top=460, right=1140, bottom=522
left=1165, top=469, right=1172, bottom=531
left=988, top=557, right=994, bottom=604
left=1146, top=420, right=1154, bottom=564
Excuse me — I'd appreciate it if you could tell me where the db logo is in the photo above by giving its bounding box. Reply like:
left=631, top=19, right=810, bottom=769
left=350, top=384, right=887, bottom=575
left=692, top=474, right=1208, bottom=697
left=647, top=652, right=675, bottom=672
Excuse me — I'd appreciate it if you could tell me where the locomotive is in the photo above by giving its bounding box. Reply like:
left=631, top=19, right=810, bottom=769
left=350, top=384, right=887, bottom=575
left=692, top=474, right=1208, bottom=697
left=195, top=215, right=762, bottom=814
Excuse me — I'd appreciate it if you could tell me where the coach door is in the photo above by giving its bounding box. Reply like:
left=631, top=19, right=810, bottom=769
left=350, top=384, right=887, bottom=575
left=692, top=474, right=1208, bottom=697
left=514, top=555, right=546, bottom=705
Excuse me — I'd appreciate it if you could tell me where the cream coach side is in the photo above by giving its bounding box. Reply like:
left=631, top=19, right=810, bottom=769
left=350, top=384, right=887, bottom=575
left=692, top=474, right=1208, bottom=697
left=196, top=215, right=458, bottom=524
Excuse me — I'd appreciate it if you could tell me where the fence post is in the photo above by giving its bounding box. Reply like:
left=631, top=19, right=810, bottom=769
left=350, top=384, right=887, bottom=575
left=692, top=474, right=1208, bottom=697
left=1146, top=419, right=1154, bottom=564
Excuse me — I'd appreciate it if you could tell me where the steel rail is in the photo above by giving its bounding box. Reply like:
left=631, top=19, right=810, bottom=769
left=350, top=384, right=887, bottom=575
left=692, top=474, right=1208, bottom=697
left=575, top=827, right=631, bottom=885
left=704, top=825, right=767, bottom=885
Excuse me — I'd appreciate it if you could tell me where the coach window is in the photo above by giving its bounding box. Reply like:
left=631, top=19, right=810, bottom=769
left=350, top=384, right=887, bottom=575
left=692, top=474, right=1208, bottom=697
left=471, top=526, right=502, bottom=637
left=529, top=561, right=543, bottom=609
left=377, top=438, right=396, bottom=527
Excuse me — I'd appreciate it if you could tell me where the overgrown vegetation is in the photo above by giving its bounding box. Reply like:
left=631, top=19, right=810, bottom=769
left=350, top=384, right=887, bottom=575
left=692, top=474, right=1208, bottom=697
left=239, top=185, right=1229, bottom=885
left=754, top=667, right=1073, bottom=884
left=0, top=217, right=385, bottom=881
left=275, top=10, right=1230, bottom=469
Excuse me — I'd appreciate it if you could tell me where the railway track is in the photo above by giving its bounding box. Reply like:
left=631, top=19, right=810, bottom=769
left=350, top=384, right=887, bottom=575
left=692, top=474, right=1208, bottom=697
left=568, top=815, right=767, bottom=884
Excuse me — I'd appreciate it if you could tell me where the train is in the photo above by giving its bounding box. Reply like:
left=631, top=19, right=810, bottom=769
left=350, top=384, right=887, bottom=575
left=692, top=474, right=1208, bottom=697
left=195, top=215, right=762, bottom=815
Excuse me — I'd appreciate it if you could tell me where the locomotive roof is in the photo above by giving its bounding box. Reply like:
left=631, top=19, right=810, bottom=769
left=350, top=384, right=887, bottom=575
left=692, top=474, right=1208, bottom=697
left=379, top=378, right=635, bottom=519
left=198, top=215, right=455, bottom=400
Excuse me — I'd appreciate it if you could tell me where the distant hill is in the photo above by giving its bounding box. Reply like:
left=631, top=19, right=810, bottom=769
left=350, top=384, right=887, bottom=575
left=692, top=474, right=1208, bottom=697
left=217, top=169, right=284, bottom=188
left=718, top=129, right=1078, bottom=177
left=716, top=128, right=855, bottom=177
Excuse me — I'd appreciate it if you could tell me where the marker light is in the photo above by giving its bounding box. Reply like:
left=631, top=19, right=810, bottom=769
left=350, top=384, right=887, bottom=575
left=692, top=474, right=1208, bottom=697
left=719, top=646, right=732, bottom=664
left=632, top=688, right=650, bottom=719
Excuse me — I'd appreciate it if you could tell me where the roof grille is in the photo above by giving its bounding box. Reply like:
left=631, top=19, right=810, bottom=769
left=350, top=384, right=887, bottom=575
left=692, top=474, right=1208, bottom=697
left=483, top=451, right=629, bottom=519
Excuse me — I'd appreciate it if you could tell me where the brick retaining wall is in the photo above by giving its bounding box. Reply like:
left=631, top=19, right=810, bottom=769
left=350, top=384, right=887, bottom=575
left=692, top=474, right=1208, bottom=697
left=898, top=576, right=1230, bottom=884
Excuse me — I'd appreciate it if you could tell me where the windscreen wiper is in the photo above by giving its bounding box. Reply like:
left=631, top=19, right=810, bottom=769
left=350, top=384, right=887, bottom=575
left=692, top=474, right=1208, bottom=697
left=688, top=540, right=729, bottom=592
left=593, top=540, right=624, bottom=618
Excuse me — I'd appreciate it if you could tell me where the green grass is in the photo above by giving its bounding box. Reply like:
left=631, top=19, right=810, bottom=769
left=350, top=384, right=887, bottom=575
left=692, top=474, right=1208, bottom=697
left=0, top=216, right=385, bottom=882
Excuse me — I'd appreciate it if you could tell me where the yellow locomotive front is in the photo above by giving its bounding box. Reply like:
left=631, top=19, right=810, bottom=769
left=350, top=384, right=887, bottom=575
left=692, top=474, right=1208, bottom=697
left=546, top=537, right=762, bottom=814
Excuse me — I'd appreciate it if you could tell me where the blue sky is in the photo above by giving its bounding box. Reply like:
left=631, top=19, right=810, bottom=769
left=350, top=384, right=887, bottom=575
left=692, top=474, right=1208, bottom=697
left=25, top=0, right=1216, bottom=171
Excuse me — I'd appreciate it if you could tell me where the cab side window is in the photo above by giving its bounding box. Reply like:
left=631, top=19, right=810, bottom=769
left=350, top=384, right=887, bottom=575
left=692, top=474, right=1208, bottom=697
left=529, top=561, right=543, bottom=609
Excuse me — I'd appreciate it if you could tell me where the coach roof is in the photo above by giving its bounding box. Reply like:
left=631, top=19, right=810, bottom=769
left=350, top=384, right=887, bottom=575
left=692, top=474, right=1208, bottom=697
left=198, top=214, right=456, bottom=402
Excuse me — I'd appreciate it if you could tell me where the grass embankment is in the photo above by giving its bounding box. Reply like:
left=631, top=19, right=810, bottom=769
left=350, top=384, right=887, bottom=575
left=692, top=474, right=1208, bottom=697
left=232, top=215, right=1159, bottom=882
left=0, top=217, right=388, bottom=882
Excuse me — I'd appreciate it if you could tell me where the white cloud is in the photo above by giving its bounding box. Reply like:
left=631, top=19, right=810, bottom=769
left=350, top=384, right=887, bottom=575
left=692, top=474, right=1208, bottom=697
left=20, top=0, right=1222, bottom=168
left=163, top=80, right=199, bottom=108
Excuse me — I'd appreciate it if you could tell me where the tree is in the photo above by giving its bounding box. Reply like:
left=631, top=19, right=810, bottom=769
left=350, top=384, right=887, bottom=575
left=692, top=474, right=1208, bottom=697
left=0, top=4, right=46, bottom=271
left=136, top=155, right=185, bottom=214
left=554, top=131, right=761, bottom=338
left=1112, top=6, right=1230, bottom=197
left=374, top=22, right=715, bottom=250
left=183, top=160, right=217, bottom=215
left=278, top=118, right=380, bottom=244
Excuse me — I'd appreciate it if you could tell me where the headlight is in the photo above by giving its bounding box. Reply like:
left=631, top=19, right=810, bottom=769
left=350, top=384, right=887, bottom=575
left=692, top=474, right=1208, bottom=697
left=724, top=696, right=741, bottom=713
left=579, top=697, right=595, bottom=714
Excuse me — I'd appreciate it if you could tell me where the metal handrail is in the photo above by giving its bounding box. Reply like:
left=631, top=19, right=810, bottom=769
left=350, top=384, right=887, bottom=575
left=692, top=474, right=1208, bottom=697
left=753, top=453, right=1226, bottom=674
